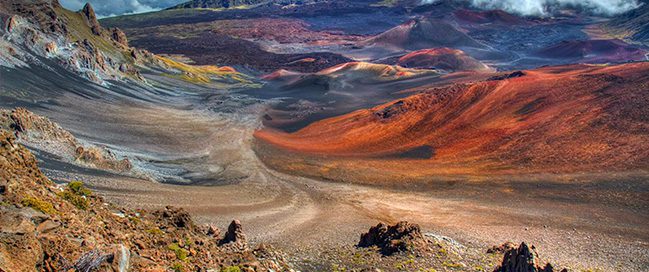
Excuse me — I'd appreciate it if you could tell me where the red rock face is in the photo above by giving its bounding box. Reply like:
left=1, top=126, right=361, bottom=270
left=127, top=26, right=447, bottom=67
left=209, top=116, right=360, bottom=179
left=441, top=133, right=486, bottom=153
left=255, top=62, right=649, bottom=174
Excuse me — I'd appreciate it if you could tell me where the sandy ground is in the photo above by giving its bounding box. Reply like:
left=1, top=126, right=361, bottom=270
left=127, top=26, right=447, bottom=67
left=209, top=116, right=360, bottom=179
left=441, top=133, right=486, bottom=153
left=31, top=94, right=649, bottom=272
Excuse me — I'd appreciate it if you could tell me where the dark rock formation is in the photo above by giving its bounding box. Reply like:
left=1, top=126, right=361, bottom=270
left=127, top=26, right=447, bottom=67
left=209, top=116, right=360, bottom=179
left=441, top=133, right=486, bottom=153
left=493, top=242, right=567, bottom=272
left=81, top=3, right=101, bottom=35
left=110, top=27, right=128, bottom=47
left=358, top=221, right=428, bottom=255
left=220, top=220, right=247, bottom=246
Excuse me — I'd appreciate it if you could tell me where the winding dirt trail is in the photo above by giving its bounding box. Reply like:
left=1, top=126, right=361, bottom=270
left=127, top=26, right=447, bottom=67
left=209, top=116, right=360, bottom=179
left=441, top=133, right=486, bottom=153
left=35, top=96, right=649, bottom=272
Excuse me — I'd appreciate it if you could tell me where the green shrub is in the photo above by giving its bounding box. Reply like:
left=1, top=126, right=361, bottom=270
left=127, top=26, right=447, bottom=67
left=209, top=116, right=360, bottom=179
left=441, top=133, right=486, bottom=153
left=58, top=181, right=91, bottom=210
left=168, top=243, right=189, bottom=261
left=68, top=181, right=92, bottom=196
left=146, top=228, right=164, bottom=236
left=21, top=197, right=56, bottom=214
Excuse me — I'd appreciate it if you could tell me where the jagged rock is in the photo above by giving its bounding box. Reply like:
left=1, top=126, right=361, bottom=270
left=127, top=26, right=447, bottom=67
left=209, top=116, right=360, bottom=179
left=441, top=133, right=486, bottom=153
left=220, top=220, right=247, bottom=247
left=110, top=27, right=129, bottom=47
left=358, top=221, right=428, bottom=255
left=81, top=3, right=101, bottom=36
left=493, top=242, right=566, bottom=272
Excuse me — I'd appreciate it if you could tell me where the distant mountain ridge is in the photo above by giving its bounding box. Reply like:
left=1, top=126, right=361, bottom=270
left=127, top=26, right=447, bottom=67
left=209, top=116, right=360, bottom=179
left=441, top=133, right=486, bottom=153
left=606, top=0, right=649, bottom=45
left=170, top=0, right=325, bottom=9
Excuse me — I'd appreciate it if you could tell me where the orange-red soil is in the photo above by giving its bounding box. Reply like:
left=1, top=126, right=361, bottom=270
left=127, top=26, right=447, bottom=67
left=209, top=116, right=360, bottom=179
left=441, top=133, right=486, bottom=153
left=255, top=62, right=649, bottom=178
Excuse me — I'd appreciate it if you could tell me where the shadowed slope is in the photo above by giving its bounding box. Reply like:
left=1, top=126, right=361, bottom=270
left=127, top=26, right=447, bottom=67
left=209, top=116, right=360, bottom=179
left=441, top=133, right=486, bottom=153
left=256, top=62, right=649, bottom=176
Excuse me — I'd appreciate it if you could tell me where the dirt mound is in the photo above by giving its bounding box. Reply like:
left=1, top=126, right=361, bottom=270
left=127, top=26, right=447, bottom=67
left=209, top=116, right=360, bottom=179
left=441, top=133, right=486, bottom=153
left=359, top=18, right=482, bottom=50
left=0, top=108, right=132, bottom=172
left=493, top=242, right=566, bottom=272
left=396, top=48, right=491, bottom=72
left=0, top=131, right=291, bottom=271
left=358, top=221, right=429, bottom=255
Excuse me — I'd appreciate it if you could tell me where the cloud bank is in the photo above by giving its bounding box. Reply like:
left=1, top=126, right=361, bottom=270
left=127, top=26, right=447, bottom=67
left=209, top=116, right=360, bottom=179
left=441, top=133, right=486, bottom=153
left=421, top=0, right=641, bottom=16
left=59, top=0, right=186, bottom=18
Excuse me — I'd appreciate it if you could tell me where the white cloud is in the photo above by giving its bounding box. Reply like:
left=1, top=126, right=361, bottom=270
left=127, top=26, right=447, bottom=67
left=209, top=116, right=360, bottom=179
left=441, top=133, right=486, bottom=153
left=421, top=0, right=641, bottom=16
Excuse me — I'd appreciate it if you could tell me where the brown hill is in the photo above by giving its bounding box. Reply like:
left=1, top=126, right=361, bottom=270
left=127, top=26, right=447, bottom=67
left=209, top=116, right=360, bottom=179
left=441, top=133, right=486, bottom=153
left=396, top=48, right=492, bottom=72
left=255, top=62, right=649, bottom=177
left=358, top=18, right=483, bottom=50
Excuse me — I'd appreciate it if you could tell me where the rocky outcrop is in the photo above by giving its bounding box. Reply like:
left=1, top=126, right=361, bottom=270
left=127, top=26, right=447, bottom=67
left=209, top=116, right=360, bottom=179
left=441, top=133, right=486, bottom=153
left=1, top=108, right=132, bottom=172
left=81, top=3, right=101, bottom=35
left=358, top=221, right=429, bottom=255
left=110, top=27, right=128, bottom=47
left=220, top=220, right=248, bottom=250
left=0, top=131, right=293, bottom=271
left=493, top=242, right=567, bottom=272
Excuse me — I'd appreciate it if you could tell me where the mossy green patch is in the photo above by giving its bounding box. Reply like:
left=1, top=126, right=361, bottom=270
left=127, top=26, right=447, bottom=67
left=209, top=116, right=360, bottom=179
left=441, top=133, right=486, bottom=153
left=21, top=196, right=56, bottom=214
left=58, top=181, right=91, bottom=210
left=168, top=243, right=189, bottom=261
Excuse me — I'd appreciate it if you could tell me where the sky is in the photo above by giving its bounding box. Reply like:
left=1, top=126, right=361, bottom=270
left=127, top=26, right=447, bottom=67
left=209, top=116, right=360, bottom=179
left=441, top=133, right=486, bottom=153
left=59, top=0, right=186, bottom=18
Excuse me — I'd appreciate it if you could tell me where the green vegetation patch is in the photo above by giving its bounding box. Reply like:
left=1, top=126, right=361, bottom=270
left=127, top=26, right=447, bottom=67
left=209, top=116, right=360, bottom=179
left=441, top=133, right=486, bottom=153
left=21, top=196, right=57, bottom=214
left=58, top=181, right=91, bottom=210
left=168, top=243, right=189, bottom=261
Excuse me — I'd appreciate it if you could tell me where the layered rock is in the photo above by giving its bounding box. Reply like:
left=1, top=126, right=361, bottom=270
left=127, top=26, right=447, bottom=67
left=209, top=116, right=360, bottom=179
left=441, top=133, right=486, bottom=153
left=0, top=1, right=151, bottom=84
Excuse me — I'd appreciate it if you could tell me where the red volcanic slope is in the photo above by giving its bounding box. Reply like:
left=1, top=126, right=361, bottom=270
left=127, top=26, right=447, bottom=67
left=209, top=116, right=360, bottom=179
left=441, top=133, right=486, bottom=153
left=454, top=9, right=523, bottom=24
left=537, top=39, right=647, bottom=63
left=256, top=62, right=649, bottom=173
left=397, top=48, right=491, bottom=72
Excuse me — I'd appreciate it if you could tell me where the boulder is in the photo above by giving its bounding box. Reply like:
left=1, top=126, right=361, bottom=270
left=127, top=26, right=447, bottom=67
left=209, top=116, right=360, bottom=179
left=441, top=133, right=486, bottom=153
left=493, top=242, right=567, bottom=272
left=358, top=221, right=428, bottom=255
left=220, top=220, right=247, bottom=247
